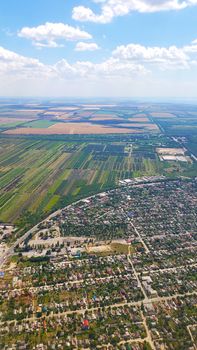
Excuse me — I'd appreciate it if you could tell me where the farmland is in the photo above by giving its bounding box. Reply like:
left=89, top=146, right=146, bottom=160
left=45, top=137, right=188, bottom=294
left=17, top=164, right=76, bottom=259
left=0, top=101, right=160, bottom=135
left=0, top=133, right=197, bottom=226
left=4, top=123, right=157, bottom=135
left=1, top=100, right=197, bottom=137
left=0, top=101, right=197, bottom=350
left=0, top=100, right=197, bottom=226
left=0, top=136, right=156, bottom=224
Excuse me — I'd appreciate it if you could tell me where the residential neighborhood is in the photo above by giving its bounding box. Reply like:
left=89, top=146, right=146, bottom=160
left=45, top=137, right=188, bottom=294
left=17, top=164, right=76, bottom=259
left=0, top=178, right=196, bottom=349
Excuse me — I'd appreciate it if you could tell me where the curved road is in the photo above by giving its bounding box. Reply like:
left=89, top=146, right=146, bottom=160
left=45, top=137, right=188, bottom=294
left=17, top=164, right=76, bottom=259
left=0, top=192, right=107, bottom=268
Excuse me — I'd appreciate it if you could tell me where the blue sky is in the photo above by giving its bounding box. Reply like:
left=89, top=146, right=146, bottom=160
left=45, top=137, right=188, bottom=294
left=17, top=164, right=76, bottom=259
left=0, top=0, right=197, bottom=98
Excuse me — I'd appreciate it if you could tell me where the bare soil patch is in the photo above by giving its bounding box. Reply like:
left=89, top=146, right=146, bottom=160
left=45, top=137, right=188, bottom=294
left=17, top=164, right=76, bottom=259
left=156, top=148, right=185, bottom=155
left=4, top=122, right=145, bottom=135
left=128, top=117, right=150, bottom=122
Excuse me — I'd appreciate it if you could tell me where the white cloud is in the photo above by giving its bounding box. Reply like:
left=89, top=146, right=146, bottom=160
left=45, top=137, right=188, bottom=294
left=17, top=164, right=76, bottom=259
left=72, top=5, right=113, bottom=24
left=18, top=22, right=92, bottom=47
left=0, top=45, right=149, bottom=97
left=33, top=41, right=64, bottom=48
left=183, top=39, right=197, bottom=53
left=2, top=38, right=197, bottom=82
left=1, top=38, right=197, bottom=97
left=0, top=46, right=54, bottom=78
left=54, top=58, right=148, bottom=79
left=75, top=42, right=100, bottom=51
left=113, top=43, right=190, bottom=69
left=1, top=39, right=197, bottom=82
left=0, top=46, right=147, bottom=82
left=72, top=0, right=197, bottom=23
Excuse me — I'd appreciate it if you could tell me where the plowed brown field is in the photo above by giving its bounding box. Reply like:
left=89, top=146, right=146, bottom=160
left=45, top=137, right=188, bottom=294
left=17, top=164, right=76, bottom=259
left=4, top=122, right=146, bottom=135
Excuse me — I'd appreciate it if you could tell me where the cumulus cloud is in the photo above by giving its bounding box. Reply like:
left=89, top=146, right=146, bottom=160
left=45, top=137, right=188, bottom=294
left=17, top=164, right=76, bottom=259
left=72, top=0, right=197, bottom=23
left=2, top=40, right=197, bottom=97
left=0, top=46, right=54, bottom=77
left=18, top=22, right=92, bottom=47
left=33, top=41, right=64, bottom=49
left=183, top=39, right=197, bottom=53
left=113, top=43, right=190, bottom=69
left=54, top=57, right=148, bottom=79
left=0, top=45, right=147, bottom=82
left=75, top=42, right=100, bottom=51
left=1, top=37, right=197, bottom=86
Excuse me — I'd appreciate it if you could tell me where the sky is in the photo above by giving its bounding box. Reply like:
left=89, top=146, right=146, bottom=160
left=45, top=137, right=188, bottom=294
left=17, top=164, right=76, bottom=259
left=0, top=0, right=197, bottom=99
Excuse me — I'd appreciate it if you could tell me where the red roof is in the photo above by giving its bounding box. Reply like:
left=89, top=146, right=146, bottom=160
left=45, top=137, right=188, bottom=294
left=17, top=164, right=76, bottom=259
left=83, top=319, right=89, bottom=327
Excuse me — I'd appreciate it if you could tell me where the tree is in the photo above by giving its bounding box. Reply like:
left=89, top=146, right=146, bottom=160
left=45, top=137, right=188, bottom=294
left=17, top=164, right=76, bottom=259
left=143, top=341, right=153, bottom=350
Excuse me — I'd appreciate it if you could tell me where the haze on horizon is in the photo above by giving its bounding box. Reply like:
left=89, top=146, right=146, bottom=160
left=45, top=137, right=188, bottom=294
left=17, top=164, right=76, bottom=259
left=1, top=0, right=197, bottom=99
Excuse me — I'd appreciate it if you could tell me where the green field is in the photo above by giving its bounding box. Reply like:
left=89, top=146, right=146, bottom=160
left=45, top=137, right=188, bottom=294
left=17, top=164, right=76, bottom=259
left=0, top=134, right=196, bottom=226
left=22, top=120, right=57, bottom=128
left=0, top=101, right=197, bottom=227
left=0, top=121, right=25, bottom=128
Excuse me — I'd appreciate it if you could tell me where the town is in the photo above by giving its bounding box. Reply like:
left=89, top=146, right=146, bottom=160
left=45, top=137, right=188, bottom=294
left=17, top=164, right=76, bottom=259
left=0, top=178, right=196, bottom=349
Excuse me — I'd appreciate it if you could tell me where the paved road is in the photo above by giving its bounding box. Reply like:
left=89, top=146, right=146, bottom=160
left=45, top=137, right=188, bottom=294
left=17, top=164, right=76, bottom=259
left=187, top=325, right=197, bottom=350
left=0, top=192, right=104, bottom=268
left=0, top=225, right=39, bottom=267
left=129, top=222, right=150, bottom=253
left=1, top=273, right=133, bottom=294
left=0, top=178, right=172, bottom=268
left=0, top=291, right=196, bottom=326
left=141, top=311, right=156, bottom=350
left=128, top=252, right=148, bottom=301
left=146, top=262, right=197, bottom=275
left=0, top=178, right=177, bottom=268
